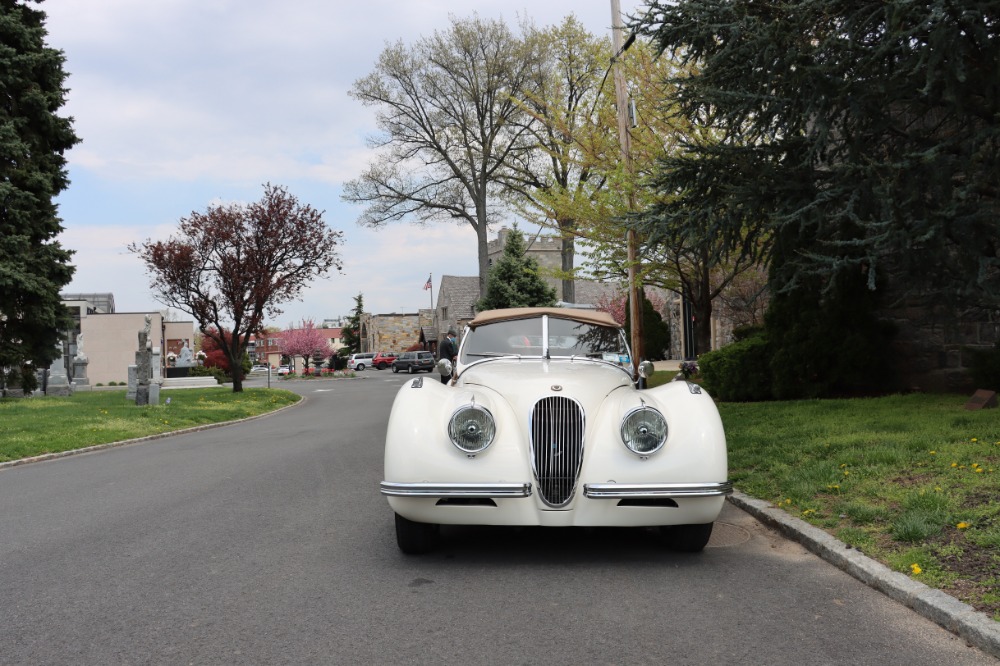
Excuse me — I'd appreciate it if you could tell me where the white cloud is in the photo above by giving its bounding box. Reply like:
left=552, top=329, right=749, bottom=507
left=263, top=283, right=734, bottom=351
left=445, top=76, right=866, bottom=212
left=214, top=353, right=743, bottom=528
left=43, top=0, right=646, bottom=324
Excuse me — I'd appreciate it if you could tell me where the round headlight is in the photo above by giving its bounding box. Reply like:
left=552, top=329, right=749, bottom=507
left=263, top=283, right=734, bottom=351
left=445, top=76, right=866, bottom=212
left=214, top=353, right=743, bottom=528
left=448, top=405, right=496, bottom=453
left=620, top=406, right=667, bottom=455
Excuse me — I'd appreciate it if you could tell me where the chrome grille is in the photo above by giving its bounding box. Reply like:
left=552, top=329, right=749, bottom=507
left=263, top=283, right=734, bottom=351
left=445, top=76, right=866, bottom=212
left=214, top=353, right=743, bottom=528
left=530, top=396, right=585, bottom=507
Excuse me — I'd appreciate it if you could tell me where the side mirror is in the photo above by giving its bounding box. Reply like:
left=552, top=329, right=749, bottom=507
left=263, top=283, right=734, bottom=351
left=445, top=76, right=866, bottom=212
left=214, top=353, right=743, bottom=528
left=638, top=360, right=655, bottom=379
left=437, top=359, right=453, bottom=377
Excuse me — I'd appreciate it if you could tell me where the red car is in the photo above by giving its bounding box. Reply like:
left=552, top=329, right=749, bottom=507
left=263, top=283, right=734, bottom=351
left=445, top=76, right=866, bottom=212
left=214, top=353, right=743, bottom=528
left=372, top=352, right=399, bottom=370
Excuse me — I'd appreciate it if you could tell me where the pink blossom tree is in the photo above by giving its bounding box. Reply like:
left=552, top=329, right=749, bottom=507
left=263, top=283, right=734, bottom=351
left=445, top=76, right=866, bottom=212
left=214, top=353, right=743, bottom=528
left=281, top=319, right=330, bottom=372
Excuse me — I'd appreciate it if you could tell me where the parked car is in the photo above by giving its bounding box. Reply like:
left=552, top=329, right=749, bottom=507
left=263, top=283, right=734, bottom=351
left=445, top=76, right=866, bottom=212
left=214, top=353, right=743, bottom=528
left=391, top=351, right=434, bottom=374
left=348, top=353, right=376, bottom=371
left=372, top=352, right=399, bottom=370
left=276, top=366, right=292, bottom=376
left=250, top=365, right=270, bottom=373
left=380, top=307, right=731, bottom=554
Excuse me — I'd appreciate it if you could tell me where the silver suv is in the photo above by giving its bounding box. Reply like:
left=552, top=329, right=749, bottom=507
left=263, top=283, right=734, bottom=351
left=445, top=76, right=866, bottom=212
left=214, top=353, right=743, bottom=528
left=348, top=353, right=376, bottom=371
left=391, top=351, right=435, bottom=374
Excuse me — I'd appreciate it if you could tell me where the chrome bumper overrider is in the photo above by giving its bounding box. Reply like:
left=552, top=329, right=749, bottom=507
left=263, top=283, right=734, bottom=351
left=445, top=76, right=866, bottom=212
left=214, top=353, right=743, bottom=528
left=583, top=481, right=733, bottom=499
left=380, top=482, right=533, bottom=498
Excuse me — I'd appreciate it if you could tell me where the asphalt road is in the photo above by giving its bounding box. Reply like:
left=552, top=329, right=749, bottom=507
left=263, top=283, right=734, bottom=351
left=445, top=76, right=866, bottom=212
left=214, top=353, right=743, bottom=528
left=0, top=373, right=994, bottom=665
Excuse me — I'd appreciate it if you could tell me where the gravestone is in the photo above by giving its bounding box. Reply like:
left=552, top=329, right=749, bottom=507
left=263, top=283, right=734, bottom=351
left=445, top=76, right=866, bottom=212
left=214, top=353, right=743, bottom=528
left=46, top=341, right=73, bottom=397
left=71, top=335, right=90, bottom=390
left=133, top=314, right=157, bottom=406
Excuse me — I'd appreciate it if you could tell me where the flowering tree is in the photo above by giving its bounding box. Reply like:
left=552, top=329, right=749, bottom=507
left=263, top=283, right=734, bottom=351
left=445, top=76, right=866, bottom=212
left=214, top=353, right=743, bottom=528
left=130, top=184, right=343, bottom=392
left=281, top=319, right=330, bottom=372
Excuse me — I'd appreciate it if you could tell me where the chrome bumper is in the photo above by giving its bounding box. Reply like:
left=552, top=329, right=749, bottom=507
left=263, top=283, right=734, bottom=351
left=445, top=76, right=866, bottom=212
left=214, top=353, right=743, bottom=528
left=583, top=481, right=733, bottom=499
left=380, top=482, right=533, bottom=498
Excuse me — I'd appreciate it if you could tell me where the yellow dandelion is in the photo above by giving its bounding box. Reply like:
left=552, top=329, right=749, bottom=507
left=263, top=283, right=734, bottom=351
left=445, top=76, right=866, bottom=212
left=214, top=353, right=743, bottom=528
left=840, top=463, right=847, bottom=469
left=951, top=462, right=959, bottom=468
left=843, top=470, right=850, bottom=476
left=976, top=468, right=984, bottom=473
left=929, top=450, right=936, bottom=455
left=911, top=563, right=922, bottom=574
left=956, top=522, right=970, bottom=530
left=934, top=486, right=942, bottom=492
left=971, top=438, right=978, bottom=442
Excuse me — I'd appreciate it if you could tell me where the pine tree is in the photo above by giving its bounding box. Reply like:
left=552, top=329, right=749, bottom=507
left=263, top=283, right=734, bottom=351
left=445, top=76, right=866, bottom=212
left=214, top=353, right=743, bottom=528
left=476, top=228, right=557, bottom=311
left=340, top=293, right=364, bottom=354
left=0, top=1, right=80, bottom=393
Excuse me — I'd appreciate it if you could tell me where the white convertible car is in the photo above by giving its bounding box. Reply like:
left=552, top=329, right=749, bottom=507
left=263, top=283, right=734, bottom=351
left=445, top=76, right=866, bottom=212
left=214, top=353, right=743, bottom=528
left=380, top=307, right=731, bottom=554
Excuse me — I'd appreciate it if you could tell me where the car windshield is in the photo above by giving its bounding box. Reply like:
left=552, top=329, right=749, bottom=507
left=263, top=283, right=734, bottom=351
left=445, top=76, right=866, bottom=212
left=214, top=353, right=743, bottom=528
left=460, top=315, right=629, bottom=364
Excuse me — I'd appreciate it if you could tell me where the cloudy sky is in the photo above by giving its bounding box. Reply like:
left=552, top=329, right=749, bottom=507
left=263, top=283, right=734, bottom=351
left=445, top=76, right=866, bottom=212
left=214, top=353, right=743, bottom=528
left=43, top=0, right=646, bottom=328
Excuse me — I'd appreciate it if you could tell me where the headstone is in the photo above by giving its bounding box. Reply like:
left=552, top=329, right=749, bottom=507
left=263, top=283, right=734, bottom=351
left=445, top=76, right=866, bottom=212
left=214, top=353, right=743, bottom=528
left=127, top=365, right=137, bottom=400
left=134, top=315, right=154, bottom=405
left=71, top=357, right=91, bottom=391
left=46, top=342, right=73, bottom=397
left=964, top=389, right=997, bottom=411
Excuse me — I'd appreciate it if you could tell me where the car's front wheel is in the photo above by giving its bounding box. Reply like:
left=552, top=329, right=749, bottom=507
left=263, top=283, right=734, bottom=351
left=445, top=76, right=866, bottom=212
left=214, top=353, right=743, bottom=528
left=662, top=523, right=714, bottom=552
left=394, top=513, right=439, bottom=554
left=392, top=365, right=399, bottom=373
left=356, top=363, right=365, bottom=371
left=407, top=365, right=414, bottom=374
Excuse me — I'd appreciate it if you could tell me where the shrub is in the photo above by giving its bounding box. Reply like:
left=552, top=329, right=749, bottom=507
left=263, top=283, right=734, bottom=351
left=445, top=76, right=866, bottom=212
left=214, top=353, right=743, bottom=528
left=699, top=331, right=773, bottom=402
left=187, top=364, right=226, bottom=384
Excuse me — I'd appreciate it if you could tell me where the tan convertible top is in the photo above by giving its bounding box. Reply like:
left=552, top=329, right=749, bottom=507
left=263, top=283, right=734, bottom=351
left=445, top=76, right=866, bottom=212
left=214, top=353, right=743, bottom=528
left=467, top=307, right=619, bottom=330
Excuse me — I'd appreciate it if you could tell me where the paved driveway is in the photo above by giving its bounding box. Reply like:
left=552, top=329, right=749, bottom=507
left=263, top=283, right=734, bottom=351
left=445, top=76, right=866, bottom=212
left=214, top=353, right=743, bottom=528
left=0, top=374, right=994, bottom=664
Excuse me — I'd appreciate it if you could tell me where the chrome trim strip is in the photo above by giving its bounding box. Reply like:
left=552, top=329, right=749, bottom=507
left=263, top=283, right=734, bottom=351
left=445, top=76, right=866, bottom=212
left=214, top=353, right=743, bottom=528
left=583, top=481, right=734, bottom=499
left=380, top=481, right=532, bottom=498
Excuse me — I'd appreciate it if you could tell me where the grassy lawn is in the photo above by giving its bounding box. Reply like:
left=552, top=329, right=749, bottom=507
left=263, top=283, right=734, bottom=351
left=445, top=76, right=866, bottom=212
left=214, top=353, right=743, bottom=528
left=0, top=388, right=300, bottom=463
left=719, top=393, right=1000, bottom=619
left=649, top=371, right=999, bottom=618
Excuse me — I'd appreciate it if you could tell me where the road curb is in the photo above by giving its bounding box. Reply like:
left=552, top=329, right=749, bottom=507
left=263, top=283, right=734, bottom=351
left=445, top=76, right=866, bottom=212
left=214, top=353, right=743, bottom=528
left=0, top=395, right=304, bottom=472
left=728, top=491, right=1000, bottom=659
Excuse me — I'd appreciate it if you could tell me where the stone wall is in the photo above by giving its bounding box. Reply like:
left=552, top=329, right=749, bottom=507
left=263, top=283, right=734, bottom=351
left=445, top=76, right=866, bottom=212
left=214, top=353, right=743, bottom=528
left=363, top=313, right=423, bottom=353
left=882, top=301, right=998, bottom=392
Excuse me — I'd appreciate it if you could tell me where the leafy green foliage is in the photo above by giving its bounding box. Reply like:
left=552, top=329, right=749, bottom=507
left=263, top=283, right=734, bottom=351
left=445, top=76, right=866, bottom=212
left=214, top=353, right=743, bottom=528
left=699, top=330, right=772, bottom=402
left=623, top=289, right=671, bottom=361
left=340, top=293, right=363, bottom=354
left=0, top=2, right=79, bottom=389
left=476, top=228, right=557, bottom=311
left=636, top=0, right=1000, bottom=310
left=764, top=270, right=897, bottom=399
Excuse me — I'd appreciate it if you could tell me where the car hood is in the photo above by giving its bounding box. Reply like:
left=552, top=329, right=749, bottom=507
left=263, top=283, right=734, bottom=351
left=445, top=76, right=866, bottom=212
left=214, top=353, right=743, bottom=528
left=457, top=358, right=632, bottom=409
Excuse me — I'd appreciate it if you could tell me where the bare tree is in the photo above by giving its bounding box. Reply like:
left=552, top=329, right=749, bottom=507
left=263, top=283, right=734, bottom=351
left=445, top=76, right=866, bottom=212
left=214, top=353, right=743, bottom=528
left=131, top=184, right=343, bottom=392
left=343, top=14, right=538, bottom=296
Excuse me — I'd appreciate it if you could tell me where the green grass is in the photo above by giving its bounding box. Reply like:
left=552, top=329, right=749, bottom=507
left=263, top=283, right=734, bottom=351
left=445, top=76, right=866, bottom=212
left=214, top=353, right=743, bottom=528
left=718, top=393, right=1000, bottom=619
left=0, top=388, right=300, bottom=462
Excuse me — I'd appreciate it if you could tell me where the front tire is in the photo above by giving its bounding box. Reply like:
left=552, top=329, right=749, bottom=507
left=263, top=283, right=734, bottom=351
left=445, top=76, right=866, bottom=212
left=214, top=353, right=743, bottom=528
left=407, top=365, right=414, bottom=374
left=356, top=363, right=365, bottom=371
left=394, top=513, right=439, bottom=554
left=662, top=523, right=714, bottom=552
left=392, top=365, right=399, bottom=373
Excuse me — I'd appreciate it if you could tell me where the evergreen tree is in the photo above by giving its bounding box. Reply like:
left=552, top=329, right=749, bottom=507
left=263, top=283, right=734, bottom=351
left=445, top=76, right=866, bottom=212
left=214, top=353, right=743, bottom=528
left=637, top=0, right=1000, bottom=309
left=0, top=1, right=79, bottom=392
left=476, top=228, right=557, bottom=311
left=624, top=290, right=671, bottom=362
left=340, top=293, right=364, bottom=354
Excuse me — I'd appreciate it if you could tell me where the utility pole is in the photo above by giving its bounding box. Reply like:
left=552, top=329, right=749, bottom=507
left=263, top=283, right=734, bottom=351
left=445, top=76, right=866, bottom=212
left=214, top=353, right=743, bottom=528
left=610, top=0, right=644, bottom=378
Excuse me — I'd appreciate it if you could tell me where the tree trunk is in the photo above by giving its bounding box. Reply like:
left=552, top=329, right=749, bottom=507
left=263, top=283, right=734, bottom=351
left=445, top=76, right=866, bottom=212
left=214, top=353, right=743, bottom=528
left=230, top=352, right=244, bottom=392
left=560, top=223, right=575, bottom=304
left=476, top=221, right=490, bottom=302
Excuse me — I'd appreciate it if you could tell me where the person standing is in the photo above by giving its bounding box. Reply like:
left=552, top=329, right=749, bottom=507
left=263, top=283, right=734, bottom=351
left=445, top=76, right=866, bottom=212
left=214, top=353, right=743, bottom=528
left=439, top=329, right=458, bottom=384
